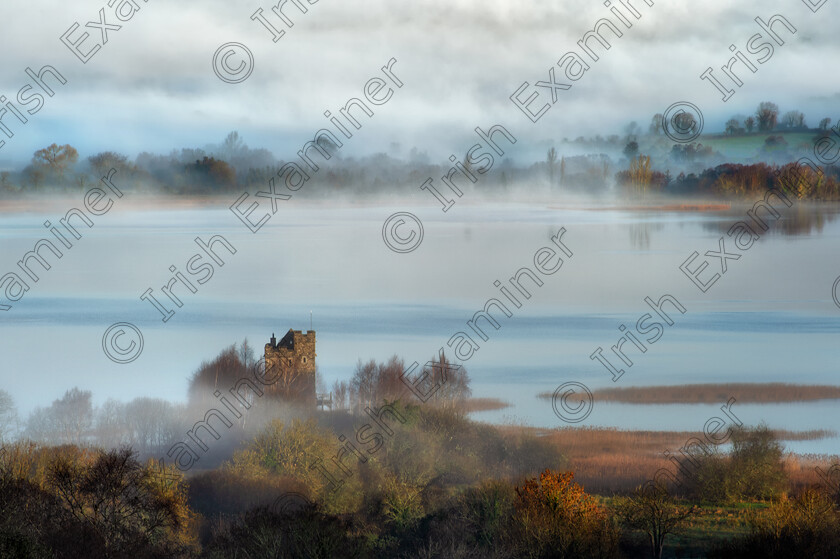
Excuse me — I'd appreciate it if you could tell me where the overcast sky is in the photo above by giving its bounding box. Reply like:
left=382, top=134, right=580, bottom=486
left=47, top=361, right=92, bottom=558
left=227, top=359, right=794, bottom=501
left=0, top=0, right=838, bottom=167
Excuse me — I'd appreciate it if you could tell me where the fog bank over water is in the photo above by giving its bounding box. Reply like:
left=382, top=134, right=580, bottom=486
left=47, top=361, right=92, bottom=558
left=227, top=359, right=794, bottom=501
left=1, top=201, right=839, bottom=453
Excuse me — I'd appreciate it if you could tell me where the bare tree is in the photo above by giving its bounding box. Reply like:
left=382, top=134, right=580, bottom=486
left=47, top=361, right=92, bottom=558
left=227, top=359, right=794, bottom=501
left=220, top=131, right=245, bottom=161
left=615, top=483, right=698, bottom=559
left=744, top=116, right=756, bottom=133
left=782, top=110, right=806, bottom=129
left=238, top=338, right=256, bottom=369
left=347, top=353, right=470, bottom=411
left=187, top=343, right=251, bottom=404
left=24, top=406, right=57, bottom=444
left=47, top=447, right=190, bottom=555
left=819, top=117, right=832, bottom=131
left=348, top=355, right=414, bottom=411
left=24, top=388, right=93, bottom=445
left=95, top=398, right=130, bottom=449
left=52, top=388, right=93, bottom=445
left=0, top=389, right=18, bottom=442
left=332, top=380, right=349, bottom=410
left=419, top=352, right=471, bottom=410
left=377, top=355, right=410, bottom=402
left=756, top=102, right=779, bottom=131
left=351, top=359, right=380, bottom=412
left=125, top=397, right=178, bottom=455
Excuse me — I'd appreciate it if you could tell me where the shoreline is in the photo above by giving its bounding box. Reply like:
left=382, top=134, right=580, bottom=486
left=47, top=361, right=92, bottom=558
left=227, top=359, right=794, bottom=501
left=2, top=193, right=838, bottom=215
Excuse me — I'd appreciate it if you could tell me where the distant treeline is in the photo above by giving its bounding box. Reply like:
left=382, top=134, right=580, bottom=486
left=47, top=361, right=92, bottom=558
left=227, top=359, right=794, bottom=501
left=618, top=160, right=840, bottom=200
left=3, top=126, right=840, bottom=200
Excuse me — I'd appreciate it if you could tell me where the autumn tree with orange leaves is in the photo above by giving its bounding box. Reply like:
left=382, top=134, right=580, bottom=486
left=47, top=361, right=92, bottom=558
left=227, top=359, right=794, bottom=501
left=513, top=469, right=620, bottom=559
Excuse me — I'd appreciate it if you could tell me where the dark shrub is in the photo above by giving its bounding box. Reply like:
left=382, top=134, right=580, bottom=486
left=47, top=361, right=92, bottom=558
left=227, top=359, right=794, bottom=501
left=203, top=503, right=368, bottom=559
left=708, top=489, right=840, bottom=559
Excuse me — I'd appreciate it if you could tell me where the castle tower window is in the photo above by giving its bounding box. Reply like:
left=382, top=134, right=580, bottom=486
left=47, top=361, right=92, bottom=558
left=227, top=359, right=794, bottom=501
left=265, top=329, right=316, bottom=406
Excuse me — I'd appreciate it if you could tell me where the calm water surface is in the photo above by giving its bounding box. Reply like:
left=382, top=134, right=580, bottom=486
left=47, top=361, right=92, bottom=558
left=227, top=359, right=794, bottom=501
left=1, top=200, right=839, bottom=454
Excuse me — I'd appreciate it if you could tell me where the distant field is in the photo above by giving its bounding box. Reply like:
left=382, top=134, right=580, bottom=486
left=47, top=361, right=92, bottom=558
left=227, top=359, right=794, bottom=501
left=697, top=130, right=817, bottom=159
left=539, top=383, right=840, bottom=404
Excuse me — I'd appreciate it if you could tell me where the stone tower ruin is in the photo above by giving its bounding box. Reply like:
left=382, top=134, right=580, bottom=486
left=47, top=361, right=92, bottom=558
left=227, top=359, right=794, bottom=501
left=264, top=329, right=316, bottom=403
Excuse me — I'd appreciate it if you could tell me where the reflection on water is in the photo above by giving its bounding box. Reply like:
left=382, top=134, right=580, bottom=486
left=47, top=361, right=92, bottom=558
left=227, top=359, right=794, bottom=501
left=627, top=222, right=665, bottom=249
left=699, top=203, right=840, bottom=237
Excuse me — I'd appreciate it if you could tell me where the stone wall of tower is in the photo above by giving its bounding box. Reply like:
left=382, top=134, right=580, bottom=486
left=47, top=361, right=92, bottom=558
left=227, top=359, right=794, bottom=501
left=291, top=331, right=317, bottom=375
left=264, top=329, right=316, bottom=403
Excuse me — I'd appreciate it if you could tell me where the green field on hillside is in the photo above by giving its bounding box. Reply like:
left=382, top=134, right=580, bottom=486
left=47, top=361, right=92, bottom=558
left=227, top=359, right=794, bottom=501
left=697, top=131, right=818, bottom=160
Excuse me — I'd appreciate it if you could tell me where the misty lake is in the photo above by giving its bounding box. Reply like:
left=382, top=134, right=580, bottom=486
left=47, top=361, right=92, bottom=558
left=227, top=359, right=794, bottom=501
left=2, top=198, right=839, bottom=455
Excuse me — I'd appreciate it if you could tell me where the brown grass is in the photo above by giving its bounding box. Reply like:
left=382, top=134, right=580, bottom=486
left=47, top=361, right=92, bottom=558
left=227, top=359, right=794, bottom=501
left=568, top=203, right=732, bottom=212
left=786, top=453, right=840, bottom=492
left=620, top=203, right=732, bottom=212
left=538, top=383, right=840, bottom=404
left=495, top=425, right=838, bottom=494
left=461, top=397, right=511, bottom=413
